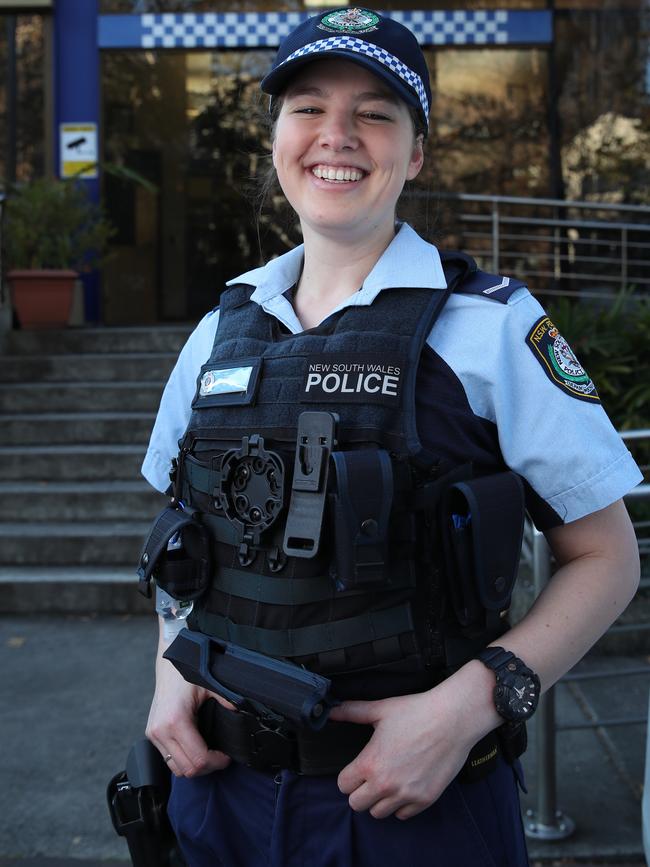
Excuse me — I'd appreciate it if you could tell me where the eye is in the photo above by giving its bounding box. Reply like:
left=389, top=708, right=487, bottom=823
left=292, top=105, right=322, bottom=115
left=360, top=111, right=392, bottom=122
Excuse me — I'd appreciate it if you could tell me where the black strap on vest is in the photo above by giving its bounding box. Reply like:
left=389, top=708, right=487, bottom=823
left=196, top=602, right=414, bottom=658
left=399, top=252, right=475, bottom=455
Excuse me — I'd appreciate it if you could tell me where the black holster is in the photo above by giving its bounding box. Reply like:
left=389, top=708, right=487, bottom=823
left=107, top=738, right=185, bottom=867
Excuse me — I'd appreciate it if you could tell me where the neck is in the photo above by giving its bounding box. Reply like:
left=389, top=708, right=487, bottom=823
left=293, top=222, right=397, bottom=328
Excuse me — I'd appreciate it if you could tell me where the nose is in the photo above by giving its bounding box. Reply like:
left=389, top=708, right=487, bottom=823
left=318, top=110, right=358, bottom=151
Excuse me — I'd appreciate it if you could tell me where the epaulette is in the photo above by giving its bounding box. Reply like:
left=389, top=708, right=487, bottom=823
left=455, top=269, right=527, bottom=304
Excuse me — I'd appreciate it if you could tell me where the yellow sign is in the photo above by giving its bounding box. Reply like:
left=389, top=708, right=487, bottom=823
left=60, top=123, right=98, bottom=179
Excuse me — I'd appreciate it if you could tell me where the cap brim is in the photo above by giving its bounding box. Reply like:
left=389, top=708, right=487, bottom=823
left=260, top=51, right=424, bottom=123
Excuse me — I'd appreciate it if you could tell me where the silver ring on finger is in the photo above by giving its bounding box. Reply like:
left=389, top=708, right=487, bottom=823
left=164, top=753, right=173, bottom=763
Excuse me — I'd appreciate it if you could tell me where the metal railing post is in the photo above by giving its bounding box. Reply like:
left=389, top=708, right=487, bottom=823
left=621, top=225, right=628, bottom=290
left=491, top=200, right=500, bottom=273
left=524, top=528, right=575, bottom=840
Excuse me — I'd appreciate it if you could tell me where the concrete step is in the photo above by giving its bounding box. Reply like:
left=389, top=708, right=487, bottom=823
left=0, top=444, right=148, bottom=481
left=0, top=352, right=177, bottom=383
left=0, top=521, right=150, bottom=565
left=0, top=565, right=152, bottom=614
left=0, top=412, right=155, bottom=445
left=0, top=481, right=165, bottom=521
left=0, top=381, right=164, bottom=413
left=3, top=325, right=192, bottom=356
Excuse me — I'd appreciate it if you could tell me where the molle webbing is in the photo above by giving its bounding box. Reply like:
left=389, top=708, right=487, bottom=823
left=180, top=255, right=478, bottom=684
left=187, top=284, right=453, bottom=458
left=212, top=565, right=416, bottom=605
left=191, top=602, right=415, bottom=658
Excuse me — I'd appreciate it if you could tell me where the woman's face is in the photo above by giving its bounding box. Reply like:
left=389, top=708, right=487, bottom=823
left=272, top=58, right=424, bottom=245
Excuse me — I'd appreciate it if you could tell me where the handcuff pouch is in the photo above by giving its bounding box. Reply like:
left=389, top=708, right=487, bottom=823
left=442, top=472, right=525, bottom=629
left=137, top=505, right=211, bottom=601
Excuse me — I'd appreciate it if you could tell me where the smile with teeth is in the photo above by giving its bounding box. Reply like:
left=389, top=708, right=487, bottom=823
left=312, top=165, right=365, bottom=183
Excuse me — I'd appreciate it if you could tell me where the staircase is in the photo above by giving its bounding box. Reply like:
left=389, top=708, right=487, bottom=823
left=0, top=325, right=192, bottom=613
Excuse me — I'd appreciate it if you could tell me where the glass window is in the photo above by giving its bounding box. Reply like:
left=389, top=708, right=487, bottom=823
left=555, top=6, right=650, bottom=203
left=102, top=48, right=297, bottom=323
left=0, top=15, right=44, bottom=186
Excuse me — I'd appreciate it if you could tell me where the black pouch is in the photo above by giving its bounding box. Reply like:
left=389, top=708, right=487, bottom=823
left=442, top=472, right=525, bottom=629
left=329, top=450, right=394, bottom=591
left=107, top=738, right=185, bottom=866
left=137, top=506, right=211, bottom=600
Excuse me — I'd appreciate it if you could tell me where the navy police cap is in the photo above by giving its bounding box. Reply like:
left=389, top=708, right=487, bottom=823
left=260, top=8, right=431, bottom=131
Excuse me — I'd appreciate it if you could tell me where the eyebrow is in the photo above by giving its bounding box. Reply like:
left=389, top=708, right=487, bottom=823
left=285, top=85, right=400, bottom=105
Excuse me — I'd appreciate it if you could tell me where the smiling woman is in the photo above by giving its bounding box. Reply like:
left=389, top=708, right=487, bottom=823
left=140, top=7, right=642, bottom=867
left=271, top=59, right=424, bottom=270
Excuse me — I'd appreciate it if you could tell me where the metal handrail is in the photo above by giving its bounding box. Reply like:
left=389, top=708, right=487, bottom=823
left=523, top=429, right=649, bottom=842
left=435, top=192, right=650, bottom=215
left=429, top=192, right=650, bottom=297
left=0, top=192, right=5, bottom=308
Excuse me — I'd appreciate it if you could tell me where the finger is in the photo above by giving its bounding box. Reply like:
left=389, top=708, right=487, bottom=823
left=346, top=780, right=378, bottom=813
left=337, top=757, right=368, bottom=795
left=165, top=737, right=198, bottom=776
left=168, top=714, right=220, bottom=775
left=369, top=797, right=401, bottom=820
left=203, top=749, right=232, bottom=773
left=395, top=801, right=431, bottom=821
left=329, top=700, right=380, bottom=725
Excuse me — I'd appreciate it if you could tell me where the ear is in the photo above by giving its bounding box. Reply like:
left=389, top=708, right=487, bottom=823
left=406, top=134, right=425, bottom=181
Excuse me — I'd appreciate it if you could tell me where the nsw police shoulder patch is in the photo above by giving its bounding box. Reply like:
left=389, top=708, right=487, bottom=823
left=526, top=316, right=600, bottom=403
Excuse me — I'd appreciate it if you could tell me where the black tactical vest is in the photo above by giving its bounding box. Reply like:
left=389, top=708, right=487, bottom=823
left=166, top=254, right=519, bottom=701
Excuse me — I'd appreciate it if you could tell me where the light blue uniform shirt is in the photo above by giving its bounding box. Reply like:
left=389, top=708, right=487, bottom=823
left=143, top=223, right=642, bottom=525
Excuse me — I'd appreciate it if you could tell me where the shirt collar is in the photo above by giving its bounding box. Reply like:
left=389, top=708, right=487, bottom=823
left=225, top=223, right=447, bottom=309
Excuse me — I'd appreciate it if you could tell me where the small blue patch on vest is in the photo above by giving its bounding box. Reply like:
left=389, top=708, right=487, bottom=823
left=192, top=357, right=263, bottom=408
left=457, top=270, right=526, bottom=304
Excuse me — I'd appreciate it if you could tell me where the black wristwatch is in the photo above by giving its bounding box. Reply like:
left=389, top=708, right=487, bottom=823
left=476, top=646, right=540, bottom=723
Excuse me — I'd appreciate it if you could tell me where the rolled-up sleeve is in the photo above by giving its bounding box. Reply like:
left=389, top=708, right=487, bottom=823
left=142, top=310, right=220, bottom=493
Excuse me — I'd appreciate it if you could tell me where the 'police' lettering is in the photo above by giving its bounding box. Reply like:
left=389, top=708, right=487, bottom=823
left=302, top=353, right=405, bottom=406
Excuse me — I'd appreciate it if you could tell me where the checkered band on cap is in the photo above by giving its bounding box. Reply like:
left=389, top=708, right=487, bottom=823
left=276, top=35, right=430, bottom=120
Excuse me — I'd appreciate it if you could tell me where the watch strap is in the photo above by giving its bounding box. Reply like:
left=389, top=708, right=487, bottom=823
left=476, top=645, right=516, bottom=672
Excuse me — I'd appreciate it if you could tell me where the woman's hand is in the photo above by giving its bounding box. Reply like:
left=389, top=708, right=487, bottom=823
left=146, top=627, right=233, bottom=778
left=330, top=662, right=499, bottom=820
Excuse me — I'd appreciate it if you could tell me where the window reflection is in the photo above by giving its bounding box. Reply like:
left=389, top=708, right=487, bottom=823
left=102, top=49, right=299, bottom=323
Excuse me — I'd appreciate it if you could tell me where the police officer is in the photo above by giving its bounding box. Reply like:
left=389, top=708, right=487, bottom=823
left=143, top=9, right=642, bottom=866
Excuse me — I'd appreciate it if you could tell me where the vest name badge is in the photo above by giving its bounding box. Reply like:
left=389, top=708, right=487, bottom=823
left=301, top=353, right=405, bottom=405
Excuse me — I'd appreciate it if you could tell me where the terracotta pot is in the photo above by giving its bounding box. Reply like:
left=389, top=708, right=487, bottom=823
left=8, top=269, right=77, bottom=329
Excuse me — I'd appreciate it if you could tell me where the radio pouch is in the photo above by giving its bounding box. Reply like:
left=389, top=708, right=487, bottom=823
left=329, top=450, right=393, bottom=591
left=443, top=472, right=525, bottom=630
left=137, top=506, right=211, bottom=601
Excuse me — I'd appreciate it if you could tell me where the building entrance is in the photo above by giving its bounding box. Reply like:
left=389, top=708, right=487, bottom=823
left=102, top=49, right=282, bottom=323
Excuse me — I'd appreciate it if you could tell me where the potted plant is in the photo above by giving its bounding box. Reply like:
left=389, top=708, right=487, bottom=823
left=4, top=177, right=115, bottom=328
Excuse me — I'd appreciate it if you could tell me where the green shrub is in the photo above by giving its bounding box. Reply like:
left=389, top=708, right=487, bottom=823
left=4, top=178, right=115, bottom=272
left=548, top=291, right=650, bottom=432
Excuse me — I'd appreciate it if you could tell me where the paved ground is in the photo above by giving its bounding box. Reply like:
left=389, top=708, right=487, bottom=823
left=1, top=614, right=648, bottom=866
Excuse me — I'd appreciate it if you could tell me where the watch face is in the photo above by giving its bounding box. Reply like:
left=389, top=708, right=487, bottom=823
left=508, top=674, right=537, bottom=717
left=495, top=667, right=540, bottom=721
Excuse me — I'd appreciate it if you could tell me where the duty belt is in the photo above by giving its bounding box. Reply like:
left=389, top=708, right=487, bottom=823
left=197, top=698, right=524, bottom=781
